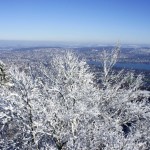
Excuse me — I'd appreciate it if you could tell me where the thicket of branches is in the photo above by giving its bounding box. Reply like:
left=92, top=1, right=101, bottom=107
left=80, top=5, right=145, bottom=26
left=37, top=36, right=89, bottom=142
left=0, top=47, right=150, bottom=150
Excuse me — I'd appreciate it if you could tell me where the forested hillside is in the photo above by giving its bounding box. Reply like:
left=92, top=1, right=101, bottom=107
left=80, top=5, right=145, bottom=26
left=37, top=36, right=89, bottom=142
left=0, top=47, right=150, bottom=150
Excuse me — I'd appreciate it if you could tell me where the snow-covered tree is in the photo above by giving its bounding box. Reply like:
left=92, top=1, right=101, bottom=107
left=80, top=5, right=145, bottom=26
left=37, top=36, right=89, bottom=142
left=0, top=60, right=8, bottom=85
left=96, top=46, right=150, bottom=150
left=1, top=62, right=45, bottom=149
left=30, top=51, right=100, bottom=149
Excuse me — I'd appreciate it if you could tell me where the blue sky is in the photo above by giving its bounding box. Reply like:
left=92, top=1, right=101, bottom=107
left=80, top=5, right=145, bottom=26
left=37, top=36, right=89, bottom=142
left=0, top=0, right=150, bottom=44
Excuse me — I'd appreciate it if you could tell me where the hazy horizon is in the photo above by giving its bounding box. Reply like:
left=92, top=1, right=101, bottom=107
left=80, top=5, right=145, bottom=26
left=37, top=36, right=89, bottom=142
left=0, top=40, right=150, bottom=48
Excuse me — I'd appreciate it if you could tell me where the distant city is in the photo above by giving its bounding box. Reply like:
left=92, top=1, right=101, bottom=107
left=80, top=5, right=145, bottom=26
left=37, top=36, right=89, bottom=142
left=0, top=43, right=150, bottom=64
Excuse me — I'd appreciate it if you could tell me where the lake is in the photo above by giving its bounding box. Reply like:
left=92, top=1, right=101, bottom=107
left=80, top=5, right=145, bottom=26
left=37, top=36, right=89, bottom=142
left=88, top=61, right=150, bottom=71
